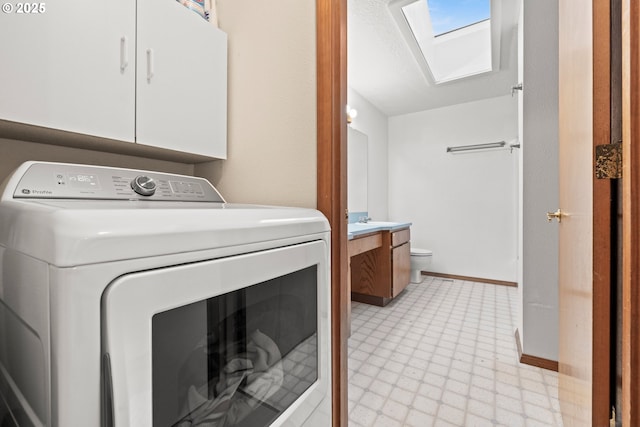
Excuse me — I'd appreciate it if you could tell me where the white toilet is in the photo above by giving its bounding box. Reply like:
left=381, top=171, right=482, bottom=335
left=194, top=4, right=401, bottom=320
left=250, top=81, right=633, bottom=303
left=410, top=247, right=432, bottom=283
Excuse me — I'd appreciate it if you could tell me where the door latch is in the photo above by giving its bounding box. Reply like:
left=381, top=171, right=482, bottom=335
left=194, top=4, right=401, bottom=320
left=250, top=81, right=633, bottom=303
left=546, top=209, right=563, bottom=223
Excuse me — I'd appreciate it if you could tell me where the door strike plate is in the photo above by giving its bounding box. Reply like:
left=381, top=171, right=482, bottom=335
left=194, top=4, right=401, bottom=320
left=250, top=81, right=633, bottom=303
left=595, top=142, right=622, bottom=179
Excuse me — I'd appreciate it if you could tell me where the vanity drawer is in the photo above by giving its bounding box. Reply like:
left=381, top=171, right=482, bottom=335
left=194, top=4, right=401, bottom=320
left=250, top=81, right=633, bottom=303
left=391, top=228, right=410, bottom=247
left=349, top=233, right=383, bottom=256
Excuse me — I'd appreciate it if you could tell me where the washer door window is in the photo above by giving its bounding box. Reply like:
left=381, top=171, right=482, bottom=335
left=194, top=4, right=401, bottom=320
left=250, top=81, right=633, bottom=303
left=154, top=266, right=317, bottom=426
left=102, top=240, right=329, bottom=427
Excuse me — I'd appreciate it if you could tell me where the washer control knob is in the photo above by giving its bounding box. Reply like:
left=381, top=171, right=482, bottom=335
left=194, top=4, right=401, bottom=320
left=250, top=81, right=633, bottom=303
left=131, top=175, right=157, bottom=196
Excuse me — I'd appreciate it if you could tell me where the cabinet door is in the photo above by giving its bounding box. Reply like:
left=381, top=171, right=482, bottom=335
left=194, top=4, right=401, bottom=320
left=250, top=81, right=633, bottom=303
left=136, top=0, right=227, bottom=158
left=0, top=0, right=135, bottom=141
left=392, top=242, right=410, bottom=298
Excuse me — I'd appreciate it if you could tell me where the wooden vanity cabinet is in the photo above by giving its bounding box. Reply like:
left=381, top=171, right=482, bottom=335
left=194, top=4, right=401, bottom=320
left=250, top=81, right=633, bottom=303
left=391, top=228, right=411, bottom=298
left=350, top=226, right=411, bottom=306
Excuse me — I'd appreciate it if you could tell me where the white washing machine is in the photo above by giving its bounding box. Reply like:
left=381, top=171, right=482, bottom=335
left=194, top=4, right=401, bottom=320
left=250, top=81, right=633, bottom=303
left=0, top=161, right=331, bottom=427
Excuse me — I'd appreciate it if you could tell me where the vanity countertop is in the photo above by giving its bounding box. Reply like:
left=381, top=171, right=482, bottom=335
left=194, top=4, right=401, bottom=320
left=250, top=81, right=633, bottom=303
left=347, top=221, right=412, bottom=240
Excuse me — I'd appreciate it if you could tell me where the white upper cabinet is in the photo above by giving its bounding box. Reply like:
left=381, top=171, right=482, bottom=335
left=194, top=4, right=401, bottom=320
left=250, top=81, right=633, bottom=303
left=0, top=0, right=227, bottom=159
left=0, top=0, right=136, bottom=142
left=136, top=0, right=227, bottom=158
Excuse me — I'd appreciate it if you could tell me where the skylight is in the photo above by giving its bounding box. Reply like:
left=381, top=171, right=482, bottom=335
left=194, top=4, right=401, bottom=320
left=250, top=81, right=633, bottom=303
left=427, top=0, right=490, bottom=36
left=394, top=0, right=494, bottom=84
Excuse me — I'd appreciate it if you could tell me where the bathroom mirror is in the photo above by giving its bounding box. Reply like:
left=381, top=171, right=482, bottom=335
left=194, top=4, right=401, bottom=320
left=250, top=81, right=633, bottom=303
left=347, top=127, right=368, bottom=215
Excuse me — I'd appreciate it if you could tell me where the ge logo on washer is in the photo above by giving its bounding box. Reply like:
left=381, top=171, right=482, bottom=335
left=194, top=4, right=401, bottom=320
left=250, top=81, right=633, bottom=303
left=21, top=189, right=30, bottom=194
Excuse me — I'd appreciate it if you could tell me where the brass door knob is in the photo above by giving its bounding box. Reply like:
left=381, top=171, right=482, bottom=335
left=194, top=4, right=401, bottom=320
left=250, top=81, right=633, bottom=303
left=546, top=209, right=563, bottom=223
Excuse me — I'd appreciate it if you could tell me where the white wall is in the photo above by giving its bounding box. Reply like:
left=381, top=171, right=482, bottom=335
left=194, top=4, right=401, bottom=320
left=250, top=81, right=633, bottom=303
left=519, top=0, right=559, bottom=361
left=517, top=0, right=525, bottom=357
left=195, top=0, right=317, bottom=208
left=388, top=95, right=518, bottom=282
left=347, top=88, right=389, bottom=220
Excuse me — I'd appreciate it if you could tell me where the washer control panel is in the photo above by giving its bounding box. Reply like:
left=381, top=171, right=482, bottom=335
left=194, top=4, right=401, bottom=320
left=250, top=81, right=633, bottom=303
left=12, top=162, right=225, bottom=202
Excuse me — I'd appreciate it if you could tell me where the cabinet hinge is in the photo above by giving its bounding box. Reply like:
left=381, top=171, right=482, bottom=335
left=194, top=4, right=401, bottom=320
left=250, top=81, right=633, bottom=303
left=595, top=141, right=622, bottom=179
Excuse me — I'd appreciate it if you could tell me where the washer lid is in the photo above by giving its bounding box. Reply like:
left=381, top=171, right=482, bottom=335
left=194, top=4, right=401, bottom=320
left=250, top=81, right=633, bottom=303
left=0, top=162, right=329, bottom=267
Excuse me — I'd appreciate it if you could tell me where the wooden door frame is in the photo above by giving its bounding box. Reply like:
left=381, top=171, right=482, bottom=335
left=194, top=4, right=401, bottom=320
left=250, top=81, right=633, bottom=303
left=316, top=0, right=348, bottom=426
left=622, top=1, right=640, bottom=424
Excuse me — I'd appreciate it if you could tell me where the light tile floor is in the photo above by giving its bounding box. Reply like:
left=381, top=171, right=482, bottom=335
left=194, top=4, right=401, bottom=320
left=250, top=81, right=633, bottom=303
left=348, top=276, right=563, bottom=427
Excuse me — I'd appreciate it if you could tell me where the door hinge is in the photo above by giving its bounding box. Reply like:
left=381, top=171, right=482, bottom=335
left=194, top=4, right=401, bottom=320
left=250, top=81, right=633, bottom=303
left=595, top=141, right=622, bottom=179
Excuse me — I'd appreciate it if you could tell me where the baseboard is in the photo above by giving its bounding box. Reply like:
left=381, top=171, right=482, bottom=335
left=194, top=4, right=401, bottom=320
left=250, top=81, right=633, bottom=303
left=514, top=328, right=559, bottom=372
left=423, top=271, right=517, bottom=287
left=351, top=292, right=391, bottom=307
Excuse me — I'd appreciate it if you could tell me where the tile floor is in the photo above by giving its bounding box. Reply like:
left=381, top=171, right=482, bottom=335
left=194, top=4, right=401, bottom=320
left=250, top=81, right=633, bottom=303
left=347, top=276, right=563, bottom=427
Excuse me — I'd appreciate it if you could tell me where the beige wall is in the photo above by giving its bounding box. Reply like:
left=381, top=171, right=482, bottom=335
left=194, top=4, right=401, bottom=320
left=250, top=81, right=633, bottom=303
left=0, top=138, right=194, bottom=186
left=196, top=0, right=317, bottom=208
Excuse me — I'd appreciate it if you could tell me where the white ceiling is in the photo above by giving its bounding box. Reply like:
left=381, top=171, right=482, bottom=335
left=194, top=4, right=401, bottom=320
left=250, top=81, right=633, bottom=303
left=347, top=0, right=521, bottom=116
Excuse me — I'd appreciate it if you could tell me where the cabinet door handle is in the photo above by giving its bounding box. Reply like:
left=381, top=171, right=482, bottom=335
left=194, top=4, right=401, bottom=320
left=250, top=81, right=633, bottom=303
left=146, top=48, right=154, bottom=82
left=120, top=37, right=128, bottom=72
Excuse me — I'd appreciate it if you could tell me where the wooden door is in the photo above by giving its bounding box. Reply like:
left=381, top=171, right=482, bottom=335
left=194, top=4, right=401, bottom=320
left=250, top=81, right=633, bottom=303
left=557, top=0, right=612, bottom=426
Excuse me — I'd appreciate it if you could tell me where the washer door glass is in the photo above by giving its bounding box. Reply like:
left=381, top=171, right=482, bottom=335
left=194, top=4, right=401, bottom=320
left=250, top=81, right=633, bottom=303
left=153, top=265, right=318, bottom=426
